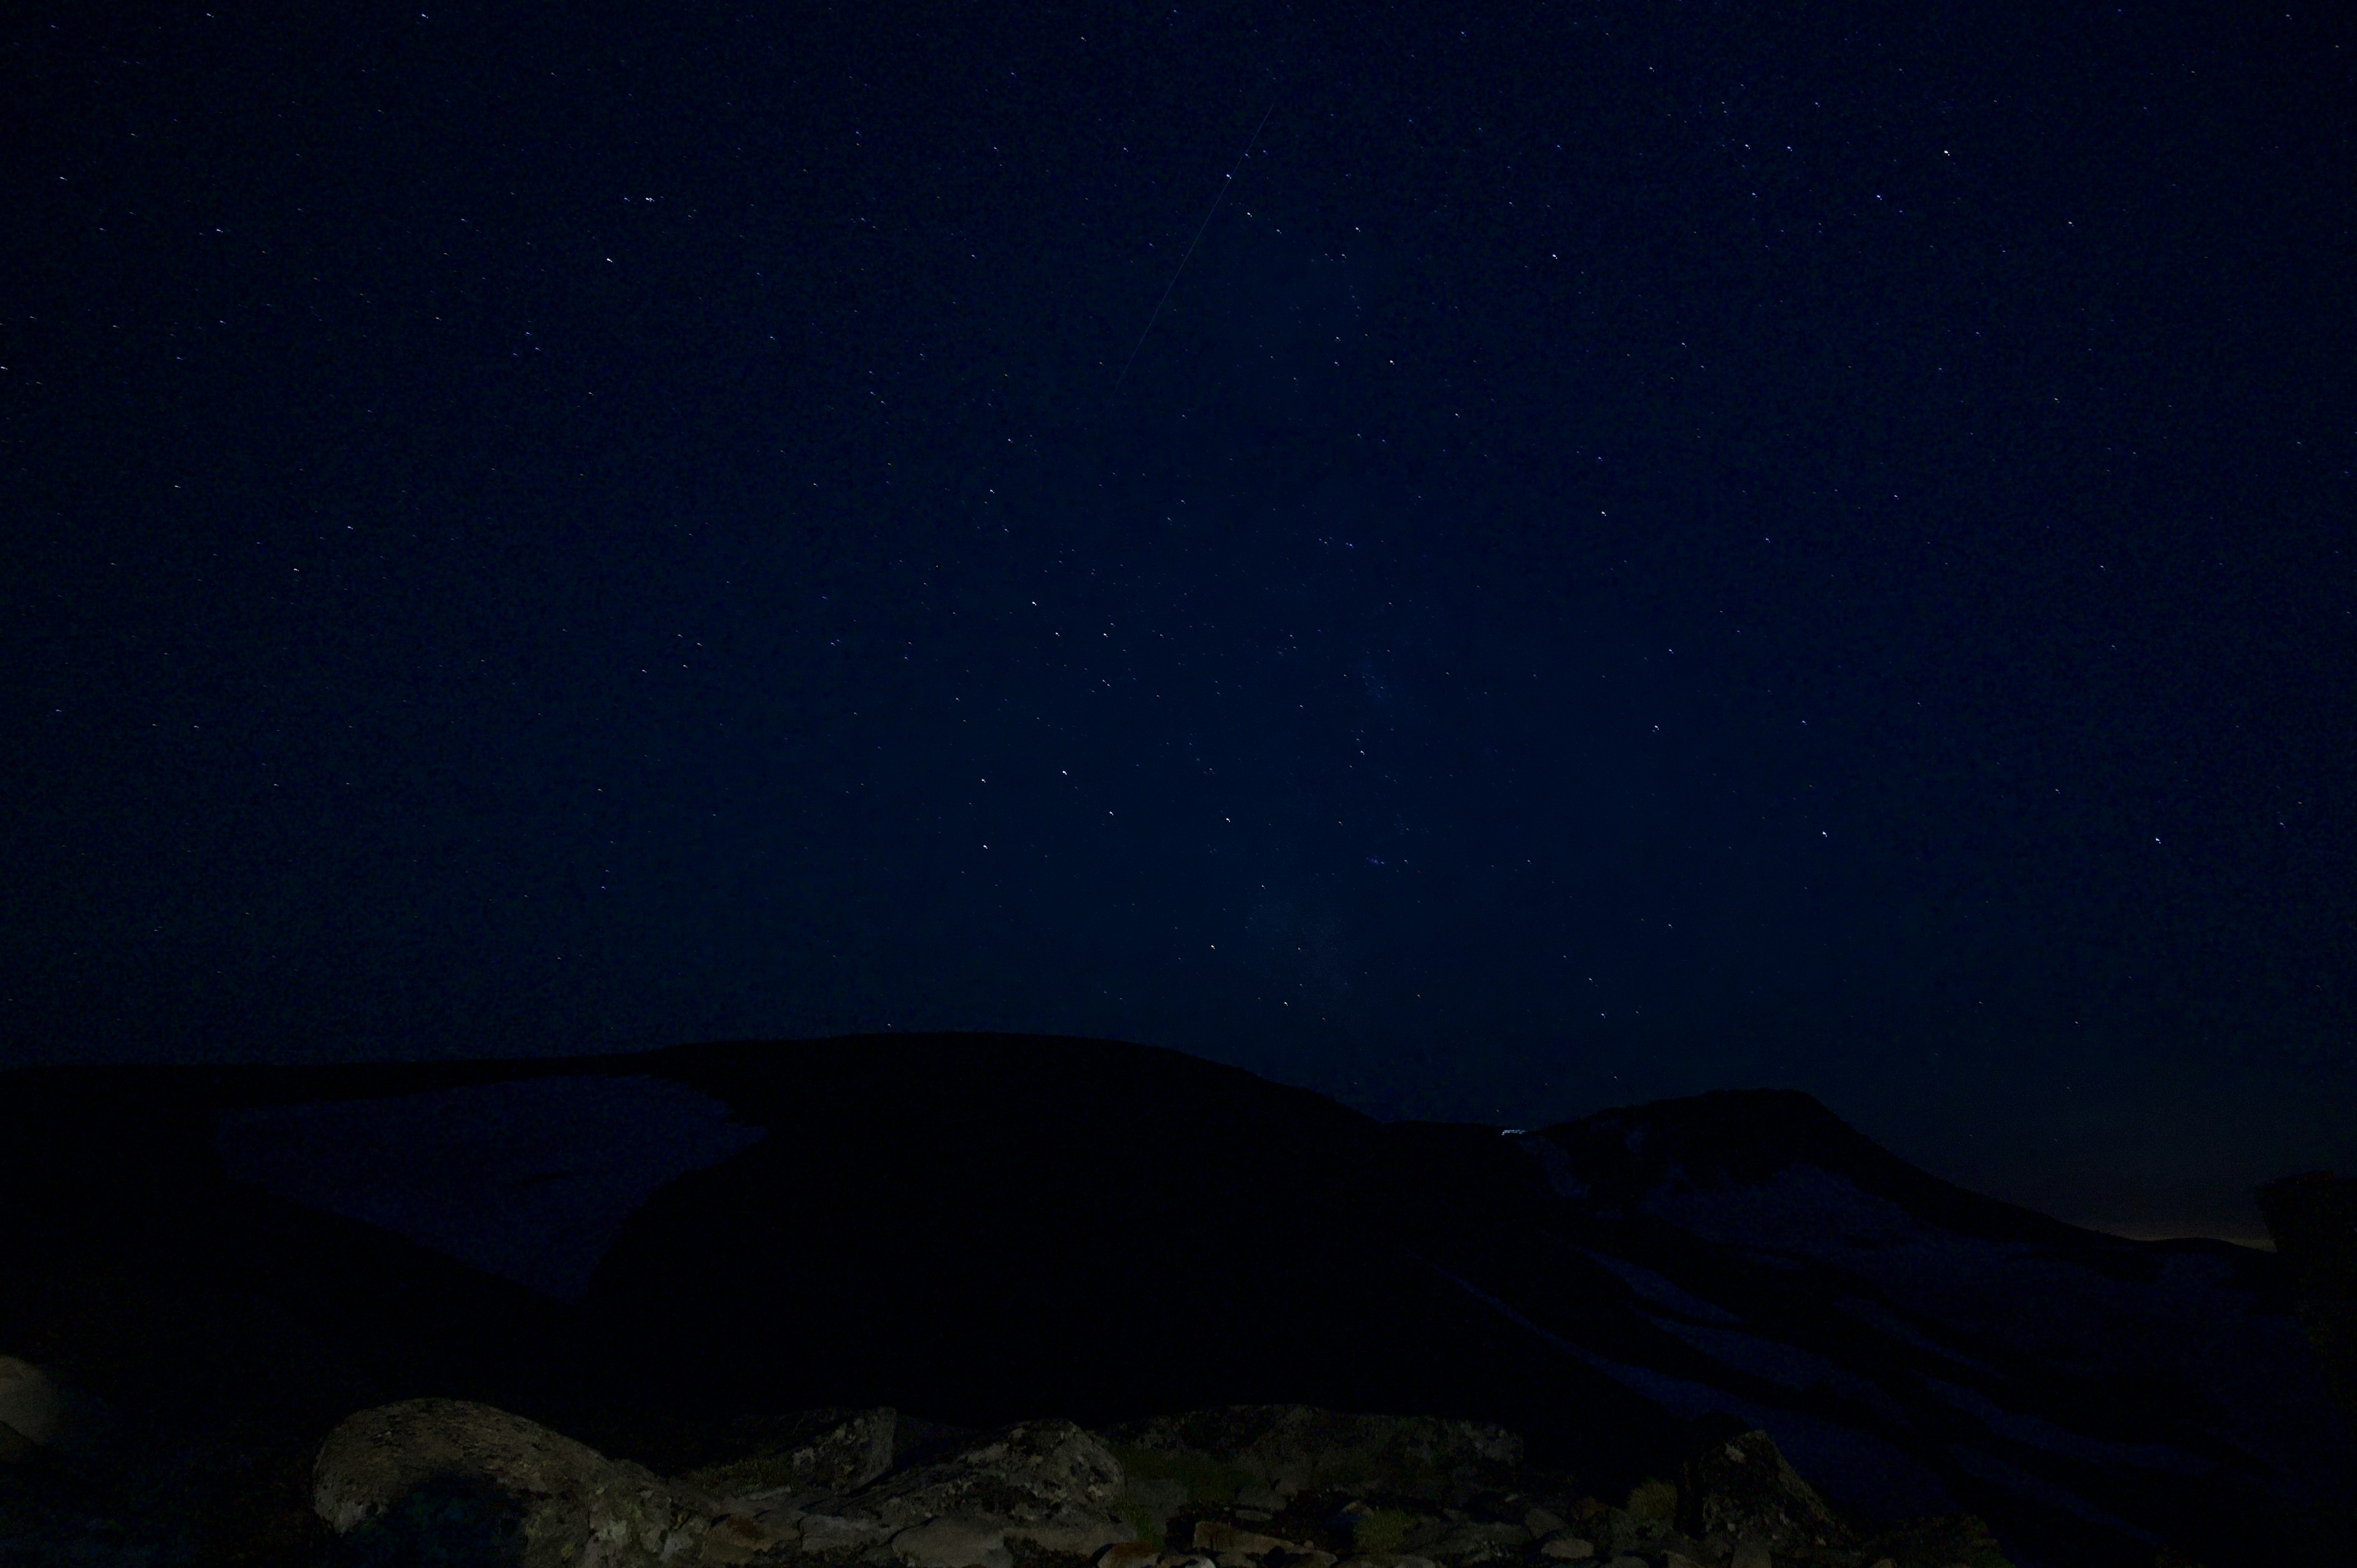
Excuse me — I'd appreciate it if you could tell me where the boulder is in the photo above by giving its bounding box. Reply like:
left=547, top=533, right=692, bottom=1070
left=313, top=1398, right=727, bottom=1568
left=1117, top=1476, right=1190, bottom=1545
left=1191, top=1521, right=1304, bottom=1556
left=807, top=1419, right=1134, bottom=1562
left=1097, top=1543, right=1159, bottom=1568
left=1851, top=1514, right=2009, bottom=1568
left=687, top=1407, right=900, bottom=1504
left=705, top=1515, right=786, bottom=1565
left=892, top=1514, right=1013, bottom=1568
left=1596, top=1506, right=1695, bottom=1565
left=1112, top=1408, right=1520, bottom=1503
left=1417, top=1521, right=1528, bottom=1561
left=1234, top=1481, right=1296, bottom=1511
left=799, top=1514, right=893, bottom=1554
left=0, top=1356, right=63, bottom=1453
left=1680, top=1431, right=1854, bottom=1558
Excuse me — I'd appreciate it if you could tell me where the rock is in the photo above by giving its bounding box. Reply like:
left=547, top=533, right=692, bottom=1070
left=1681, top=1433, right=1852, bottom=1560
left=319, top=1473, right=532, bottom=1566
left=892, top=1515, right=1013, bottom=1568
left=822, top=1419, right=1133, bottom=1561
left=1118, top=1477, right=1189, bottom=1544
left=314, top=1398, right=592, bottom=1534
left=0, top=1356, right=62, bottom=1450
left=1021, top=1518, right=1137, bottom=1556
left=1111, top=1408, right=1521, bottom=1502
left=1353, top=1508, right=1439, bottom=1557
left=728, top=1508, right=805, bottom=1553
left=689, top=1408, right=901, bottom=1502
left=0, top=1421, right=34, bottom=1466
left=1599, top=1509, right=1662, bottom=1560
left=1419, top=1522, right=1529, bottom=1561
left=1193, top=1521, right=1303, bottom=1556
left=1624, top=1480, right=1677, bottom=1526
left=706, top=1515, right=784, bottom=1564
left=313, top=1399, right=726, bottom=1568
left=0, top=1355, right=100, bottom=1467
left=803, top=1515, right=896, bottom=1555
left=1851, top=1516, right=2005, bottom=1568
left=301, top=1401, right=2014, bottom=1568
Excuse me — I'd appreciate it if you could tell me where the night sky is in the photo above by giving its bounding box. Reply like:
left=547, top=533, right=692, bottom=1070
left=6, top=1, right=2351, bottom=1243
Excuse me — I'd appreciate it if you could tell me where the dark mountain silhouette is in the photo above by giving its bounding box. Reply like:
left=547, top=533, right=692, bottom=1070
left=2, top=1037, right=2347, bottom=1568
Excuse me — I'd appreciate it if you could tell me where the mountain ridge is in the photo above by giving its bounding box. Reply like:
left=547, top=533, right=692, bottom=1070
left=1531, top=1088, right=2270, bottom=1269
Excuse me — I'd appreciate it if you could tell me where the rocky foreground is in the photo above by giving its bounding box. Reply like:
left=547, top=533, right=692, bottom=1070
left=284, top=1399, right=2011, bottom=1568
